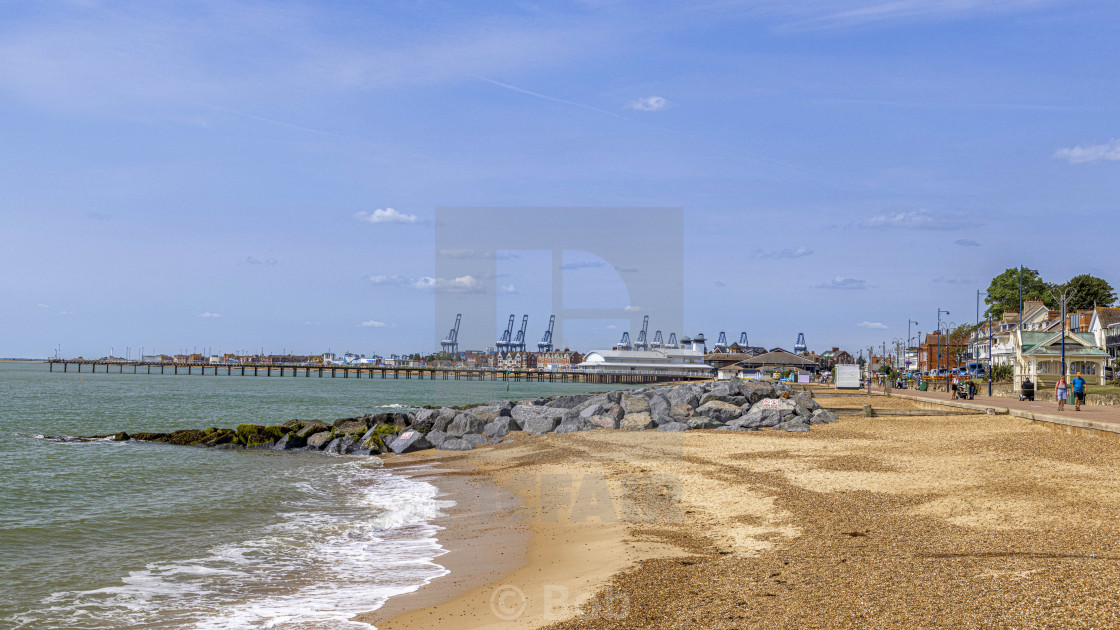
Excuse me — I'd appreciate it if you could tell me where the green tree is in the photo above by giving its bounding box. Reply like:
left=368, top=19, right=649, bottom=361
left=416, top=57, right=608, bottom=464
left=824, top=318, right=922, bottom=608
left=984, top=267, right=1052, bottom=319
left=1060, top=274, right=1117, bottom=310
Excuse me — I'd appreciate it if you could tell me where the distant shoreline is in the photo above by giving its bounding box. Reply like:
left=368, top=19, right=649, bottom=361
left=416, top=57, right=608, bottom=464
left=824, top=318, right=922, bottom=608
left=0, top=359, right=46, bottom=363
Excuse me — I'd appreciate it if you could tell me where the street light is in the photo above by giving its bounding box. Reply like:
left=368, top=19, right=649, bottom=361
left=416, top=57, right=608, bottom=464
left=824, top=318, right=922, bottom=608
left=938, top=309, right=950, bottom=387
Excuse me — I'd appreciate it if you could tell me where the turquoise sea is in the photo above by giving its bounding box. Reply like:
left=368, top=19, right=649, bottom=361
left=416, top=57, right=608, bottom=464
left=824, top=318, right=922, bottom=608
left=0, top=362, right=619, bottom=629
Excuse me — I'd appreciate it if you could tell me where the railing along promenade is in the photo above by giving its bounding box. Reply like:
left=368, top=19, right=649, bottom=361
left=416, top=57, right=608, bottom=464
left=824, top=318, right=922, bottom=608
left=46, top=360, right=707, bottom=384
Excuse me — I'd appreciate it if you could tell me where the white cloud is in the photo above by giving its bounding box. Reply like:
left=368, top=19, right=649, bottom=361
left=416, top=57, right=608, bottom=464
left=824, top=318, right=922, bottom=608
left=815, top=276, right=867, bottom=290
left=354, top=208, right=418, bottom=224
left=627, top=96, right=669, bottom=111
left=562, top=261, right=606, bottom=270
left=1053, top=139, right=1120, bottom=164
left=624, top=305, right=641, bottom=312
left=198, top=312, right=221, bottom=318
left=606, top=324, right=618, bottom=330
left=37, top=303, right=49, bottom=308
left=755, top=246, right=814, bottom=259
left=368, top=274, right=409, bottom=285
left=858, top=321, right=888, bottom=329
left=860, top=209, right=954, bottom=230
left=58, top=310, right=69, bottom=316
left=245, top=256, right=279, bottom=265
left=411, top=275, right=484, bottom=292
left=360, top=320, right=387, bottom=327
left=501, top=284, right=516, bottom=293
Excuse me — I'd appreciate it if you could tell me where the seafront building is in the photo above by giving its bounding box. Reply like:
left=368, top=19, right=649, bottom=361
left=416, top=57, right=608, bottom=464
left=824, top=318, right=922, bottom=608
left=576, top=348, right=713, bottom=379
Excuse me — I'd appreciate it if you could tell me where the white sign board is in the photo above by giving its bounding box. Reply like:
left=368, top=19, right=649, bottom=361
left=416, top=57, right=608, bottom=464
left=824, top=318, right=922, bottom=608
left=835, top=365, right=860, bottom=389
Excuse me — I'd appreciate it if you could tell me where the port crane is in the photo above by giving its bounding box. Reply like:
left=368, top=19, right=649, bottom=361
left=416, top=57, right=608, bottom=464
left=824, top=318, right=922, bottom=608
left=633, top=316, right=650, bottom=351
left=713, top=331, right=729, bottom=352
left=794, top=333, right=807, bottom=354
left=496, top=314, right=515, bottom=353
left=440, top=314, right=461, bottom=355
left=537, top=315, right=555, bottom=352
left=650, top=330, right=663, bottom=349
left=615, top=331, right=631, bottom=350
left=738, top=332, right=749, bottom=346
left=666, top=333, right=679, bottom=349
left=511, top=315, right=529, bottom=352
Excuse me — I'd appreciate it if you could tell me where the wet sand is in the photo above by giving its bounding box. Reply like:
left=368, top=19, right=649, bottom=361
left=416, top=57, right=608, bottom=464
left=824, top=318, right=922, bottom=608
left=371, top=395, right=1120, bottom=629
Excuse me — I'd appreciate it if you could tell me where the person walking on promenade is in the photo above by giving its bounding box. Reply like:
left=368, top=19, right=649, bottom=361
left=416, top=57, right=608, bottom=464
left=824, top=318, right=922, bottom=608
left=950, top=375, right=960, bottom=400
left=1071, top=371, right=1087, bottom=412
left=1055, top=375, right=1068, bottom=412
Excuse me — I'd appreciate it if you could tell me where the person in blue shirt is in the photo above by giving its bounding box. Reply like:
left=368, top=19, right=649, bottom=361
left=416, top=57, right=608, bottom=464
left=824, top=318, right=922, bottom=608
left=1071, top=372, right=1087, bottom=412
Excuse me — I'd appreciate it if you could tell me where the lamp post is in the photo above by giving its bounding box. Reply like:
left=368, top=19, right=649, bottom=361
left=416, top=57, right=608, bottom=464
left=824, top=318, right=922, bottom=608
left=938, top=309, right=950, bottom=389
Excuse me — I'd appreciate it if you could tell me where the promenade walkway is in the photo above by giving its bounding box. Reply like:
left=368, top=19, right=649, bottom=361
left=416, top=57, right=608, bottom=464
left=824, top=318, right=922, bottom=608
left=891, top=387, right=1120, bottom=436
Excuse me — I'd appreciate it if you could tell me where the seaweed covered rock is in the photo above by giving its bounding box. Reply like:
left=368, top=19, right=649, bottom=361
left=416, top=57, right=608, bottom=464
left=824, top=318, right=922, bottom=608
left=166, top=429, right=207, bottom=446
left=306, top=431, right=335, bottom=450
left=236, top=424, right=285, bottom=448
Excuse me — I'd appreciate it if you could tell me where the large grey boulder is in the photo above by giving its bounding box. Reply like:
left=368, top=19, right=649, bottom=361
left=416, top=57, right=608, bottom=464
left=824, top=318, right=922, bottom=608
left=437, top=437, right=474, bottom=451
left=773, top=418, right=811, bottom=432
left=296, top=421, right=330, bottom=439
left=578, top=402, right=604, bottom=419
left=546, top=394, right=591, bottom=409
left=469, top=406, right=502, bottom=423
left=554, top=415, right=587, bottom=434
left=706, top=382, right=734, bottom=398
left=695, top=401, right=743, bottom=424
left=446, top=413, right=485, bottom=437
left=424, top=430, right=450, bottom=448
left=754, top=397, right=796, bottom=412
left=648, top=394, right=672, bottom=425
left=511, top=405, right=565, bottom=425
left=587, top=414, right=619, bottom=430
left=739, top=382, right=777, bottom=404
left=810, top=409, right=839, bottom=424
left=669, top=402, right=694, bottom=420
left=667, top=386, right=700, bottom=409
left=483, top=417, right=521, bottom=438
left=603, top=404, right=625, bottom=422
left=734, top=407, right=783, bottom=429
left=388, top=430, right=432, bottom=454
left=410, top=409, right=439, bottom=433
left=657, top=421, right=690, bottom=432
left=773, top=382, right=794, bottom=396
left=523, top=415, right=562, bottom=434
left=306, top=431, right=335, bottom=450
left=793, top=394, right=821, bottom=412
left=620, top=411, right=654, bottom=431
left=687, top=416, right=720, bottom=430
left=431, top=408, right=459, bottom=433
left=461, top=434, right=487, bottom=448
left=605, top=391, right=623, bottom=404
left=620, top=394, right=649, bottom=414
left=324, top=435, right=355, bottom=455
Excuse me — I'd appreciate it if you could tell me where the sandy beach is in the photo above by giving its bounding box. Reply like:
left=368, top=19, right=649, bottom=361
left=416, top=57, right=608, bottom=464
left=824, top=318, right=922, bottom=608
left=366, top=394, right=1120, bottom=629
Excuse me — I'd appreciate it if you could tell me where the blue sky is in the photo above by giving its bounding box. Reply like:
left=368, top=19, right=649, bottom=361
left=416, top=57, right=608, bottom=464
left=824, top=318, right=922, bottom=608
left=2, top=0, right=1118, bottom=359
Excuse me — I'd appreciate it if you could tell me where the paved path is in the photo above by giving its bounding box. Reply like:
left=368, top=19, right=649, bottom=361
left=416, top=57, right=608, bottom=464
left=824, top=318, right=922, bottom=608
left=890, top=387, right=1120, bottom=435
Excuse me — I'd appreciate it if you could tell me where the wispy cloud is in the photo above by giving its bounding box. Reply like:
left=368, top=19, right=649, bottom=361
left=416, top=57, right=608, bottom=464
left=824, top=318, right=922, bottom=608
left=198, top=312, right=222, bottom=318
left=368, top=274, right=409, bottom=285
left=354, top=208, right=418, bottom=224
left=245, top=256, right=279, bottom=266
left=714, top=280, right=727, bottom=288
left=360, top=320, right=386, bottom=327
left=624, top=305, right=641, bottom=312
left=411, top=275, right=484, bottom=292
left=954, top=239, right=981, bottom=247
left=754, top=246, right=813, bottom=259
left=627, top=96, right=669, bottom=111
left=933, top=276, right=975, bottom=285
left=37, top=303, right=49, bottom=308
left=859, top=209, right=965, bottom=230
left=1053, top=139, right=1120, bottom=164
left=858, top=321, right=887, bottom=329
left=774, top=0, right=1055, bottom=32
left=562, top=261, right=606, bottom=270
left=500, top=284, right=517, bottom=293
left=816, top=276, right=867, bottom=290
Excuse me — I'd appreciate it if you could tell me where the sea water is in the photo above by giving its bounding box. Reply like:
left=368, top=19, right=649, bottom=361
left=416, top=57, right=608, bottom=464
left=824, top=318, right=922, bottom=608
left=0, top=362, right=621, bottom=629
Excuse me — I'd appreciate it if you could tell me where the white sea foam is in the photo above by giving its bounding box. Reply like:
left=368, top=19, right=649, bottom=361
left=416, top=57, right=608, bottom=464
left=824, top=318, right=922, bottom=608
left=27, top=462, right=453, bottom=629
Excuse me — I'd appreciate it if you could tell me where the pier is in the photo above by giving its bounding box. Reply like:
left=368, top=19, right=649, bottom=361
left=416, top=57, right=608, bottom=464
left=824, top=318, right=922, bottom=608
left=46, top=360, right=705, bottom=384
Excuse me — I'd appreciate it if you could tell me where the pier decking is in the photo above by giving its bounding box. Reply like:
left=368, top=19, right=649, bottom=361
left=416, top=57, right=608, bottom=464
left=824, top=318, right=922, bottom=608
left=46, top=360, right=703, bottom=384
